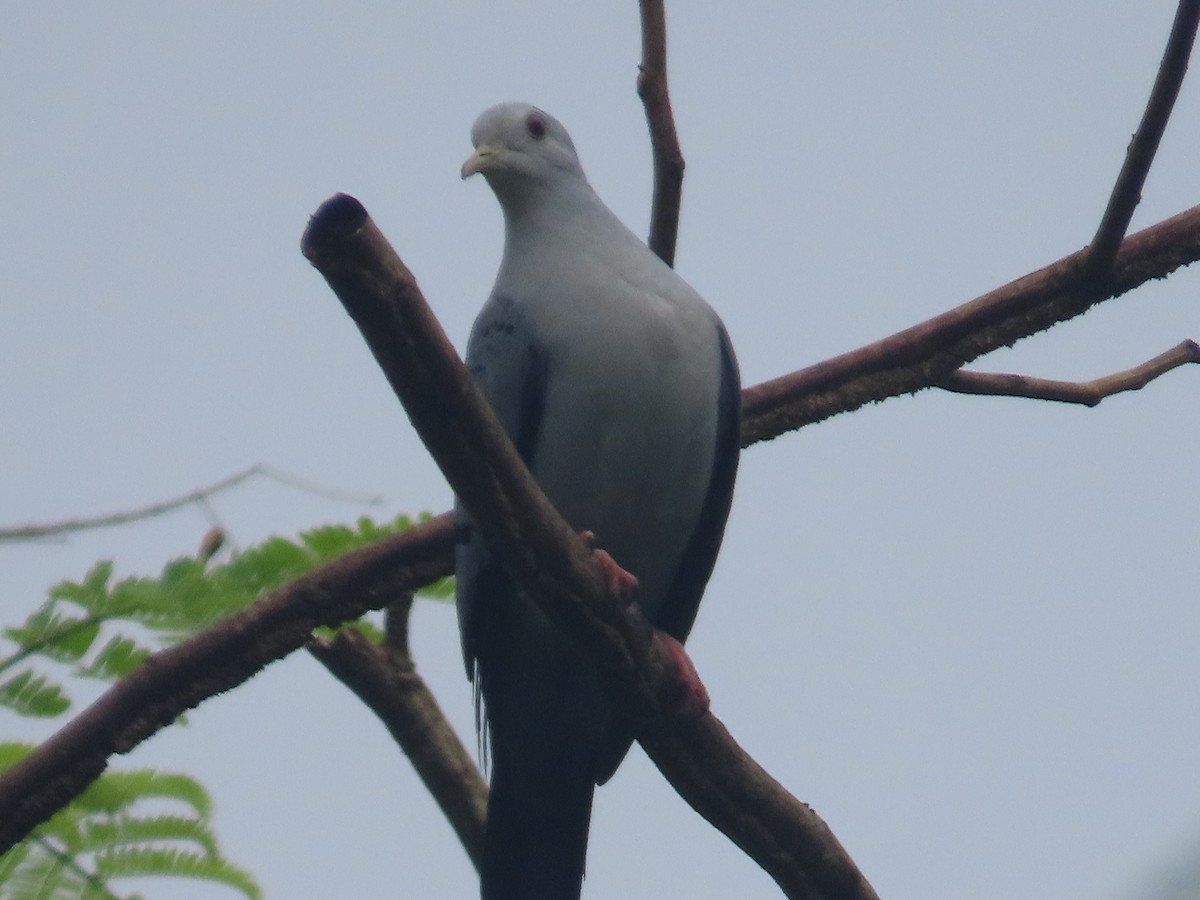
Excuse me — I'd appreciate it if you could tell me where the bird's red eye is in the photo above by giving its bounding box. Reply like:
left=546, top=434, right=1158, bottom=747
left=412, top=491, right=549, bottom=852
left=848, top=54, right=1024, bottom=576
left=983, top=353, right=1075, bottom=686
left=525, top=112, right=547, bottom=140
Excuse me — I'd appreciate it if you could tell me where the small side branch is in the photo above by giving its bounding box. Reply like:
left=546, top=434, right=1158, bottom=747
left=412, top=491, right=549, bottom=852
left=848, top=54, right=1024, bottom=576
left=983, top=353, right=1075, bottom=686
left=308, top=613, right=488, bottom=869
left=741, top=202, right=1200, bottom=444
left=637, top=0, right=685, bottom=267
left=1084, top=0, right=1200, bottom=278
left=937, top=340, right=1200, bottom=406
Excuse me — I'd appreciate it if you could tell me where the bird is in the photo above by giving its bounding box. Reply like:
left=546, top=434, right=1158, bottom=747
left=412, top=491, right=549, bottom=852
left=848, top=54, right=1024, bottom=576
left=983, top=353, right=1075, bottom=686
left=455, top=101, right=740, bottom=900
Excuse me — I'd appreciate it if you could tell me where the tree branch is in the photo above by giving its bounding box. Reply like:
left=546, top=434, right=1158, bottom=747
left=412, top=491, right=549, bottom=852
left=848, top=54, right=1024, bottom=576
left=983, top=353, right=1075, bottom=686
left=1084, top=0, right=1200, bottom=279
left=3, top=10, right=1196, bottom=892
left=2, top=196, right=1197, bottom=866
left=637, top=0, right=684, bottom=267
left=299, top=195, right=878, bottom=900
left=741, top=201, right=1200, bottom=444
left=308, top=614, right=488, bottom=869
left=937, top=340, right=1200, bottom=406
left=0, top=511, right=456, bottom=853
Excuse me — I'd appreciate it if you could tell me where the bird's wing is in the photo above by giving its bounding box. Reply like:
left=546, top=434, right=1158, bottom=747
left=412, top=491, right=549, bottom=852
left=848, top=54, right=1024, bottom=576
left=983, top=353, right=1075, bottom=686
left=455, top=291, right=548, bottom=677
left=653, top=318, right=741, bottom=641
left=592, top=314, right=740, bottom=784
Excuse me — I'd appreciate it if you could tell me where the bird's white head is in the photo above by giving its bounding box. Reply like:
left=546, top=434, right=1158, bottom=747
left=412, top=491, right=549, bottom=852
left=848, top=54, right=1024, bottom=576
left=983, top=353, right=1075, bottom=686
left=461, top=102, right=586, bottom=193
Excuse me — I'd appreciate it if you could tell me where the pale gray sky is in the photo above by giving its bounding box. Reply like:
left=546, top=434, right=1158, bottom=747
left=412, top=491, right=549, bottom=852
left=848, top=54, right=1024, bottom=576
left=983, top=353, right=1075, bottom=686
left=2, top=3, right=1198, bottom=899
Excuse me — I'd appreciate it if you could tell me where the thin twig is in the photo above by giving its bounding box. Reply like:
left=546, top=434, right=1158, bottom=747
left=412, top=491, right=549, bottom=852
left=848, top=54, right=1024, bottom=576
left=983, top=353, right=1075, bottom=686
left=0, top=463, right=382, bottom=543
left=308, top=625, right=488, bottom=869
left=937, top=340, right=1200, bottom=406
left=637, top=0, right=685, bottom=267
left=1084, top=0, right=1200, bottom=279
left=384, top=594, right=414, bottom=662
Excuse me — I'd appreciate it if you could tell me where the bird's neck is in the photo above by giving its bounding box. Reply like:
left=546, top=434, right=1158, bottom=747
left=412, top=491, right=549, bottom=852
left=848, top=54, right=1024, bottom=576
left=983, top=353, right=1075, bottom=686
left=498, top=180, right=633, bottom=267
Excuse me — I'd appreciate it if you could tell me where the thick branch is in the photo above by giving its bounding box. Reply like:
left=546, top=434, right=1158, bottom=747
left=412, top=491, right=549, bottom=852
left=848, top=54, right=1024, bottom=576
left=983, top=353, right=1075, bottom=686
left=0, top=512, right=456, bottom=853
left=937, top=340, right=1200, bottom=406
left=741, top=202, right=1200, bottom=444
left=637, top=0, right=684, bottom=266
left=308, top=622, right=487, bottom=869
left=3, top=198, right=1198, bottom=863
left=300, top=195, right=877, bottom=900
left=1085, top=0, right=1200, bottom=278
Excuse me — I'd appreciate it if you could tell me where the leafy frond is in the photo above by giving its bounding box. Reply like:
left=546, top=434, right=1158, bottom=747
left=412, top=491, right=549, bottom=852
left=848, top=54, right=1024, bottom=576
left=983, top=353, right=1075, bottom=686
left=72, top=816, right=219, bottom=856
left=75, top=637, right=152, bottom=683
left=93, top=847, right=259, bottom=899
left=0, top=670, right=70, bottom=717
left=1, top=511, right=442, bottom=897
left=2, top=512, right=444, bottom=718
left=2, top=609, right=101, bottom=667
left=0, top=746, right=260, bottom=900
left=73, top=771, right=212, bottom=819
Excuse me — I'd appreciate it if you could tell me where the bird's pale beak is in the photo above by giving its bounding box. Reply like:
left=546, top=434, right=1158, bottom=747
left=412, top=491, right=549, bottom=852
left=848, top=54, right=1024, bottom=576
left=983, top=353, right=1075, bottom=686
left=461, top=145, right=497, bottom=179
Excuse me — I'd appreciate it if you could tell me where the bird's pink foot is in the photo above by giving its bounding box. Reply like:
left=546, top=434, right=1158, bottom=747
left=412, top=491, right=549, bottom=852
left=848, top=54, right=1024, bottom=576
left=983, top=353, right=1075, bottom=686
left=655, top=631, right=711, bottom=719
left=579, top=530, right=639, bottom=601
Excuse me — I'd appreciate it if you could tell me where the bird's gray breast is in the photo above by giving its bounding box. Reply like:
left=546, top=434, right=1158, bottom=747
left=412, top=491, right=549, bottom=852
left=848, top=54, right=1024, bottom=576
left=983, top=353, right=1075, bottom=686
left=521, top=276, right=722, bottom=621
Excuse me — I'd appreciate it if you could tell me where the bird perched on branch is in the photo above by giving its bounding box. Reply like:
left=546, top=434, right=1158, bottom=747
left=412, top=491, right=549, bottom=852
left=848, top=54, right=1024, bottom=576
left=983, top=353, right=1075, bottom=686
left=456, top=101, right=740, bottom=900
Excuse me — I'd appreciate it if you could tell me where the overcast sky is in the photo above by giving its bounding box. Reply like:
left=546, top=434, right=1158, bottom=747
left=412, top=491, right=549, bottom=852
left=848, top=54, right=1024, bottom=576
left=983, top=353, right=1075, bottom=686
left=2, top=3, right=1198, bottom=899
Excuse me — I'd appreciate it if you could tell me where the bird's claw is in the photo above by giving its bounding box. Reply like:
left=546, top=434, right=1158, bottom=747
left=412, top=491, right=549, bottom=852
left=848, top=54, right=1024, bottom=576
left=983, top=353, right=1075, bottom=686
left=655, top=631, right=711, bottom=719
left=579, top=530, right=639, bottom=602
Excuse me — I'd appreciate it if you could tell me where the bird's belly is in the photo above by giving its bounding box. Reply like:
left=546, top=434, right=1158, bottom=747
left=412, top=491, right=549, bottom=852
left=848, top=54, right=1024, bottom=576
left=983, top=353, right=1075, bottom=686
left=529, top=337, right=719, bottom=620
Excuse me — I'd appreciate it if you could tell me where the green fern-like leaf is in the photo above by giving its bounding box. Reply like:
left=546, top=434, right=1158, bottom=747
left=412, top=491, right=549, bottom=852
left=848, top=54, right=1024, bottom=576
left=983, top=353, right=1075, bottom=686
left=73, top=816, right=219, bottom=858
left=0, top=837, right=33, bottom=883
left=0, top=838, right=123, bottom=900
left=93, top=847, right=259, bottom=899
left=1, top=512, right=441, bottom=899
left=0, top=670, right=71, bottom=717
left=2, top=609, right=102, bottom=666
left=0, top=741, right=34, bottom=769
left=74, top=770, right=212, bottom=819
left=1, top=746, right=260, bottom=900
left=75, top=636, right=152, bottom=682
left=46, top=562, right=115, bottom=613
left=297, top=522, right=359, bottom=559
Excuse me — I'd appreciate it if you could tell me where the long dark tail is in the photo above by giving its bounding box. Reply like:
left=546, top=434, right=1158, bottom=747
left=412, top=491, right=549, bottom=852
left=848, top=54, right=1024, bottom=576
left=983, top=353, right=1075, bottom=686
left=481, top=750, right=596, bottom=900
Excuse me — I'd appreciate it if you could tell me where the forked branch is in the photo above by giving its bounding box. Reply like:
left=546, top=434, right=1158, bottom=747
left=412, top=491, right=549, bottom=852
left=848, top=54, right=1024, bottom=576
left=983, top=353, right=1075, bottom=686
left=1084, top=0, right=1200, bottom=279
left=308, top=611, right=488, bottom=869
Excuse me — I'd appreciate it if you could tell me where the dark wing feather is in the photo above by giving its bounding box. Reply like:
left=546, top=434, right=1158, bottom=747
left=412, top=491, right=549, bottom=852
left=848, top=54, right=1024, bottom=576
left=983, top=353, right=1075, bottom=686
left=594, top=319, right=740, bottom=783
left=654, top=319, right=741, bottom=640
left=456, top=294, right=548, bottom=676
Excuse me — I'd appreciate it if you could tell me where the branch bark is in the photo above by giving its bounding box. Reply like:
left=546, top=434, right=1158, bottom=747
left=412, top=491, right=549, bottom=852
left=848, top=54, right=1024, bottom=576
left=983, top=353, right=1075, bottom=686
left=308, top=614, right=488, bottom=869
left=637, top=0, right=684, bottom=266
left=937, top=340, right=1200, bottom=406
left=741, top=202, right=1200, bottom=444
